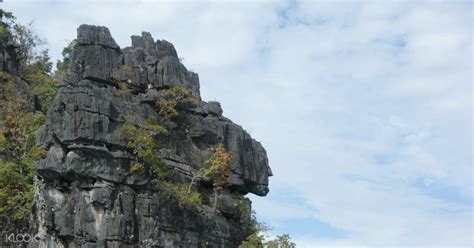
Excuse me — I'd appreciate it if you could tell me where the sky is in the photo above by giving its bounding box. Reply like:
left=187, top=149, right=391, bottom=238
left=2, top=0, right=472, bottom=247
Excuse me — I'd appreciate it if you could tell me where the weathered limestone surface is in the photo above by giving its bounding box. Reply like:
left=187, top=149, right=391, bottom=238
left=0, top=43, right=19, bottom=76
left=31, top=24, right=271, bottom=247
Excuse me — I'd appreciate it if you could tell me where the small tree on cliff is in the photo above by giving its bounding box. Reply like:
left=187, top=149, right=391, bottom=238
left=155, top=86, right=198, bottom=123
left=119, top=116, right=169, bottom=179
left=201, top=144, right=232, bottom=211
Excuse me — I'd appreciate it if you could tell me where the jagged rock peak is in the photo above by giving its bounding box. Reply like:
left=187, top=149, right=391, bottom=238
left=129, top=31, right=178, bottom=58
left=76, top=24, right=120, bottom=49
left=67, top=24, right=201, bottom=99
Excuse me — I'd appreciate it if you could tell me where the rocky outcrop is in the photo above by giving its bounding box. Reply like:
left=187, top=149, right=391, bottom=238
left=0, top=42, right=19, bottom=76
left=31, top=24, right=271, bottom=247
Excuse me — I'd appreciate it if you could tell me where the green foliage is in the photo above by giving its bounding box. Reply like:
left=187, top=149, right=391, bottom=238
left=201, top=144, right=232, bottom=211
left=239, top=233, right=265, bottom=248
left=120, top=113, right=203, bottom=209
left=238, top=199, right=295, bottom=247
left=32, top=78, right=56, bottom=112
left=27, top=49, right=53, bottom=74
left=55, top=39, right=77, bottom=79
left=202, top=145, right=232, bottom=190
left=0, top=11, right=58, bottom=113
left=0, top=10, right=16, bottom=48
left=0, top=25, right=6, bottom=41
left=0, top=10, right=48, bottom=75
left=237, top=199, right=260, bottom=235
left=239, top=224, right=296, bottom=248
left=161, top=182, right=202, bottom=208
left=0, top=10, right=15, bottom=24
left=0, top=10, right=61, bottom=224
left=0, top=11, right=46, bottom=67
left=265, top=234, right=296, bottom=248
left=130, top=162, right=145, bottom=173
left=155, top=86, right=198, bottom=121
left=13, top=22, right=45, bottom=65
left=21, top=49, right=57, bottom=112
left=119, top=116, right=168, bottom=179
left=239, top=214, right=267, bottom=248
left=143, top=116, right=168, bottom=134
left=0, top=82, right=46, bottom=221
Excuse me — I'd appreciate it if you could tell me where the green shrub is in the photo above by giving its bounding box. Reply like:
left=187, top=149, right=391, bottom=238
left=201, top=144, right=232, bottom=211
left=130, top=162, right=145, bottom=173
left=239, top=233, right=265, bottom=248
left=237, top=199, right=297, bottom=248
left=18, top=48, right=57, bottom=113
left=202, top=144, right=232, bottom=189
left=161, top=182, right=202, bottom=208
left=240, top=233, right=296, bottom=248
left=238, top=211, right=268, bottom=248
left=265, top=234, right=296, bottom=248
left=155, top=86, right=198, bottom=121
left=119, top=116, right=168, bottom=179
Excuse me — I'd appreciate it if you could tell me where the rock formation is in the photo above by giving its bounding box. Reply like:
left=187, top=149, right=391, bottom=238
left=0, top=43, right=19, bottom=76
left=31, top=24, right=271, bottom=247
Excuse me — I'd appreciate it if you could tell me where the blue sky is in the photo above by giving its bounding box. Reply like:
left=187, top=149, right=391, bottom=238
left=3, top=0, right=472, bottom=247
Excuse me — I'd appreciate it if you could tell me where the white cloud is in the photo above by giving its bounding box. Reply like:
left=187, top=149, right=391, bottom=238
left=3, top=0, right=472, bottom=246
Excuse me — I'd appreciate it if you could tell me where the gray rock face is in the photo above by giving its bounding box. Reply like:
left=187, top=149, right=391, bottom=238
left=32, top=25, right=271, bottom=247
left=77, top=24, right=120, bottom=49
left=0, top=44, right=19, bottom=76
left=122, top=31, right=200, bottom=99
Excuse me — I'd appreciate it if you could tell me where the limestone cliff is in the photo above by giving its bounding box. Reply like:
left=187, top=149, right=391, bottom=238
left=31, top=25, right=271, bottom=247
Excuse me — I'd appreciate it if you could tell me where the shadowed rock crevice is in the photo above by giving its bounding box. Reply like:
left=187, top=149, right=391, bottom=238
left=32, top=24, right=271, bottom=247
